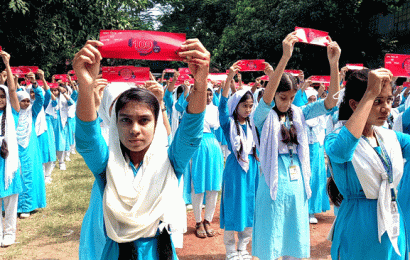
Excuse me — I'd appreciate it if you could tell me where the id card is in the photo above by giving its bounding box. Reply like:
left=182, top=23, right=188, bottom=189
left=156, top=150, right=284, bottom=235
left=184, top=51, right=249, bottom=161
left=391, top=201, right=400, bottom=238
left=289, top=165, right=300, bottom=181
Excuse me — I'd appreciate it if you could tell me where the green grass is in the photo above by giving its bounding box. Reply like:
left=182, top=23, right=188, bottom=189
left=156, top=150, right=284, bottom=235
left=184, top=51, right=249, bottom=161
left=0, top=152, right=93, bottom=259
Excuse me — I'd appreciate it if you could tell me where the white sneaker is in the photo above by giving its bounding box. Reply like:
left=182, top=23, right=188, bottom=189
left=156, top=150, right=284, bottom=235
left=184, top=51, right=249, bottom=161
left=226, top=251, right=240, bottom=260
left=186, top=204, right=193, bottom=210
left=2, top=235, right=15, bottom=247
left=59, top=163, right=66, bottom=171
left=65, top=156, right=71, bottom=162
left=309, top=214, right=318, bottom=224
left=45, top=177, right=52, bottom=184
left=20, top=213, right=30, bottom=219
left=238, top=250, right=252, bottom=260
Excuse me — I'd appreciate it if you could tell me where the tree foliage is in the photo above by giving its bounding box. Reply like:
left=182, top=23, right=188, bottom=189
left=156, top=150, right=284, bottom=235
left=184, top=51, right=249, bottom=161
left=159, top=0, right=406, bottom=79
left=0, top=0, right=162, bottom=77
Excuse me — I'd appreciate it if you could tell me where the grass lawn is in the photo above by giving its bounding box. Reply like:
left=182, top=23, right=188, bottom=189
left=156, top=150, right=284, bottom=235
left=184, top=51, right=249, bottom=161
left=0, top=152, right=93, bottom=259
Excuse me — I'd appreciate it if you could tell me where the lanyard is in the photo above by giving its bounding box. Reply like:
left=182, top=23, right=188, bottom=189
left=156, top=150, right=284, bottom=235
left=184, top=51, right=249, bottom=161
left=362, top=133, right=396, bottom=201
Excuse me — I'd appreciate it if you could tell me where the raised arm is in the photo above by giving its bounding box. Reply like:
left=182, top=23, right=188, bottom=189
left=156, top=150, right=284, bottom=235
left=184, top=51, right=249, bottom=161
left=178, top=39, right=210, bottom=114
left=263, top=32, right=298, bottom=105
left=1, top=51, right=19, bottom=112
left=72, top=40, right=103, bottom=122
left=223, top=61, right=240, bottom=98
left=324, top=40, right=341, bottom=109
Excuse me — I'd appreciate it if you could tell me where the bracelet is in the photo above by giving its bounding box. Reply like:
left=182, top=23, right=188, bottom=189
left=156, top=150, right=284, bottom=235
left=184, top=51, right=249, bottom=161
left=161, top=107, right=167, bottom=112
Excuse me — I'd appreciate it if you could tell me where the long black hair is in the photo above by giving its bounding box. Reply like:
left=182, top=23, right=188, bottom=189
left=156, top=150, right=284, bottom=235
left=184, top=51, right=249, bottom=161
left=0, top=87, right=8, bottom=159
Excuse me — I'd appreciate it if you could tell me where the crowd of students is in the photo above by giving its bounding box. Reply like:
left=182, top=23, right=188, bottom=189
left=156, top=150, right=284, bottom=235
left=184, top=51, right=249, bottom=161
left=1, top=31, right=410, bottom=260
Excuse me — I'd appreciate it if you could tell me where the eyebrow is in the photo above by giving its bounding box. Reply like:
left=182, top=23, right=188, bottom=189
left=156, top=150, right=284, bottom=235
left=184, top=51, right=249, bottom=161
left=118, top=112, right=153, bottom=118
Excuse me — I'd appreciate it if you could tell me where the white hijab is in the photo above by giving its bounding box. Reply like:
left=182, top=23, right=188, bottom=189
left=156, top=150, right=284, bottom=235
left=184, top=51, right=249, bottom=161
left=16, top=91, right=32, bottom=148
left=227, top=89, right=255, bottom=172
left=27, top=87, right=48, bottom=137
left=0, top=86, right=19, bottom=190
left=103, top=90, right=185, bottom=243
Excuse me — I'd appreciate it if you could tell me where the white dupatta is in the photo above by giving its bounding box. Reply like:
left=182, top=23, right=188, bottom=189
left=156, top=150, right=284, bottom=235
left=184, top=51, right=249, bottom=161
left=103, top=96, right=185, bottom=243
left=255, top=104, right=311, bottom=200
left=16, top=91, right=32, bottom=149
left=351, top=126, right=403, bottom=255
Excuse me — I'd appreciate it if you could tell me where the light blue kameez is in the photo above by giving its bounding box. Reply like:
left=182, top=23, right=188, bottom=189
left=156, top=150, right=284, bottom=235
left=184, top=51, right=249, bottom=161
left=325, top=126, right=410, bottom=259
left=252, top=99, right=330, bottom=260
left=76, top=110, right=205, bottom=260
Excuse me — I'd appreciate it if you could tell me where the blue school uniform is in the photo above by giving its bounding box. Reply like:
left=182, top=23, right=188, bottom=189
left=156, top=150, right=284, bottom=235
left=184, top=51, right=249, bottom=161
left=66, top=90, right=78, bottom=149
left=0, top=109, right=22, bottom=198
left=17, top=87, right=47, bottom=213
left=325, top=126, right=410, bottom=259
left=218, top=96, right=259, bottom=232
left=76, top=111, right=204, bottom=260
left=38, top=89, right=56, bottom=163
left=252, top=99, right=330, bottom=260
left=52, top=97, right=74, bottom=152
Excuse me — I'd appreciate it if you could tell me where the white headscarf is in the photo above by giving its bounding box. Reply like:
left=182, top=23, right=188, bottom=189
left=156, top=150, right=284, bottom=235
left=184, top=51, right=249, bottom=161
left=27, top=87, right=48, bottom=136
left=0, top=86, right=19, bottom=190
left=16, top=91, right=32, bottom=148
left=98, top=83, right=132, bottom=144
left=103, top=89, right=185, bottom=243
left=204, top=87, right=220, bottom=133
left=227, top=89, right=255, bottom=172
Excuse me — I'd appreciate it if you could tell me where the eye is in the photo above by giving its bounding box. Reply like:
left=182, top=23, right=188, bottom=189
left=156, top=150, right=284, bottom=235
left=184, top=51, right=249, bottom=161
left=139, top=117, right=151, bottom=125
left=374, top=99, right=381, bottom=105
left=119, top=117, right=131, bottom=124
left=387, top=97, right=394, bottom=104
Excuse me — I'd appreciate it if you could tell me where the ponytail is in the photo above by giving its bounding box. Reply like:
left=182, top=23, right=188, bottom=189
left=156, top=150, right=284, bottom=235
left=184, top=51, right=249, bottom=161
left=1, top=107, right=8, bottom=159
left=274, top=106, right=299, bottom=146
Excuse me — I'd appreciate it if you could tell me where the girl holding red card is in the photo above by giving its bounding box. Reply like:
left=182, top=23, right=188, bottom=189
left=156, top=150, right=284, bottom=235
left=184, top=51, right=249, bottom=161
left=73, top=39, right=210, bottom=260
left=326, top=68, right=410, bottom=259
left=252, top=32, right=341, bottom=260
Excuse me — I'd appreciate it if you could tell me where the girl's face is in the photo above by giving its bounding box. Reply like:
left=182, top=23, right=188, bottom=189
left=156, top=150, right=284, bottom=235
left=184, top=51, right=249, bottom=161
left=20, top=98, right=30, bottom=110
left=236, top=98, right=253, bottom=121
left=366, top=85, right=393, bottom=127
left=0, top=89, right=6, bottom=110
left=308, top=95, right=317, bottom=104
left=206, top=90, right=213, bottom=105
left=51, top=88, right=59, bottom=97
left=30, top=91, right=35, bottom=100
left=117, top=101, right=156, bottom=155
left=274, top=89, right=297, bottom=113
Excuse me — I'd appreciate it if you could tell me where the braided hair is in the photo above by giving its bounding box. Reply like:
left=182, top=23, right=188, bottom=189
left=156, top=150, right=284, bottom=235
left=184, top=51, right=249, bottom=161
left=232, top=91, right=259, bottom=162
left=274, top=73, right=299, bottom=146
left=0, top=88, right=8, bottom=159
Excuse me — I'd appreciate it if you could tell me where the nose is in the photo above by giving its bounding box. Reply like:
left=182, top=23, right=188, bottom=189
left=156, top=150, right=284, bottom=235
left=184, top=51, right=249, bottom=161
left=130, top=122, right=141, bottom=135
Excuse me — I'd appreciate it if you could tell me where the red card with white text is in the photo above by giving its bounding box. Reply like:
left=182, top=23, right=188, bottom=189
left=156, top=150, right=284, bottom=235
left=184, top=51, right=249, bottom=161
left=346, top=64, right=364, bottom=70
left=177, top=74, right=191, bottom=81
left=164, top=69, right=175, bottom=73
left=238, top=60, right=265, bottom=71
left=68, top=70, right=75, bottom=75
left=285, top=70, right=303, bottom=76
left=261, top=75, right=270, bottom=81
left=54, top=74, right=69, bottom=82
left=295, top=27, right=330, bottom=47
left=178, top=68, right=191, bottom=74
left=19, top=66, right=39, bottom=74
left=11, top=67, right=30, bottom=78
left=99, top=30, right=186, bottom=61
left=49, top=83, right=59, bottom=89
left=385, top=54, right=410, bottom=77
left=403, top=82, right=410, bottom=88
left=310, top=76, right=331, bottom=84
left=102, top=66, right=150, bottom=83
left=208, top=73, right=228, bottom=82
left=36, top=80, right=44, bottom=86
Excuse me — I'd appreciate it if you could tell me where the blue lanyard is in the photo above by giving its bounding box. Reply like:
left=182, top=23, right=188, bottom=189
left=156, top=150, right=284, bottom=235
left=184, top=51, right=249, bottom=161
left=362, top=134, right=396, bottom=201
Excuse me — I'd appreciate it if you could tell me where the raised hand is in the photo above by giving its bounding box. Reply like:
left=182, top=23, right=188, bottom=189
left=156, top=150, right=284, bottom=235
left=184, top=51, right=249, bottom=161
left=367, top=68, right=393, bottom=98
left=263, top=62, right=274, bottom=77
left=145, top=80, right=164, bottom=103
left=178, top=38, right=210, bottom=85
left=327, top=40, right=341, bottom=66
left=282, top=31, right=299, bottom=59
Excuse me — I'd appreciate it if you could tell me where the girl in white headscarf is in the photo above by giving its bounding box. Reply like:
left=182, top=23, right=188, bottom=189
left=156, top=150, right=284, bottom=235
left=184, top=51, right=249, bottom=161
left=0, top=51, right=21, bottom=247
left=15, top=82, right=47, bottom=219
left=73, top=39, right=210, bottom=260
left=218, top=61, right=260, bottom=260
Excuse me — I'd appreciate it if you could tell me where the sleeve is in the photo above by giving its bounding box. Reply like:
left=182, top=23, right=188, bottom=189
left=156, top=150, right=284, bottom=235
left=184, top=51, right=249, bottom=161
left=252, top=98, right=274, bottom=134
left=175, top=92, right=188, bottom=113
left=218, top=96, right=230, bottom=132
left=164, top=89, right=173, bottom=111
left=168, top=111, right=205, bottom=179
left=75, top=116, right=109, bottom=180
left=71, top=90, right=78, bottom=102
left=32, top=87, right=45, bottom=119
left=403, top=106, right=410, bottom=133
left=67, top=98, right=75, bottom=106
left=396, top=131, right=410, bottom=161
left=293, top=89, right=307, bottom=107
left=52, top=100, right=58, bottom=107
left=324, top=125, right=360, bottom=164
left=302, top=99, right=331, bottom=120
left=43, top=89, right=51, bottom=110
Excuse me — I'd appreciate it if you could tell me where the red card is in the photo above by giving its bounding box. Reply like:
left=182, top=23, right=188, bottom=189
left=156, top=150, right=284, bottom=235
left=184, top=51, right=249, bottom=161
left=54, top=74, right=69, bottom=82
left=178, top=68, right=191, bottom=74
left=385, top=54, right=410, bottom=77
left=237, top=60, right=265, bottom=71
left=0, top=46, right=2, bottom=52
left=285, top=70, right=303, bottom=76
left=346, top=64, right=364, bottom=70
left=310, top=76, right=331, bottom=84
left=295, top=27, right=330, bottom=47
left=36, top=80, right=44, bottom=86
left=49, top=83, right=59, bottom=89
left=102, top=66, right=150, bottom=83
left=19, top=66, right=39, bottom=73
left=164, top=69, right=175, bottom=73
left=99, top=30, right=186, bottom=61
left=11, top=67, right=30, bottom=78
left=68, top=70, right=75, bottom=75
left=403, top=82, right=410, bottom=88
left=261, top=75, right=270, bottom=81
left=177, top=74, right=191, bottom=81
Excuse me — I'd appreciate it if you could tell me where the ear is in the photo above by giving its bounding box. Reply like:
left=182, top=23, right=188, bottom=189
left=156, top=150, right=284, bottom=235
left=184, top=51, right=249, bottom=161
left=348, top=99, right=359, bottom=112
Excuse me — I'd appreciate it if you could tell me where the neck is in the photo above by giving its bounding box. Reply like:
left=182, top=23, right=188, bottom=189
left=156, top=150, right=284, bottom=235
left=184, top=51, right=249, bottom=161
left=362, top=124, right=375, bottom=138
left=129, top=146, right=150, bottom=167
left=237, top=116, right=246, bottom=125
